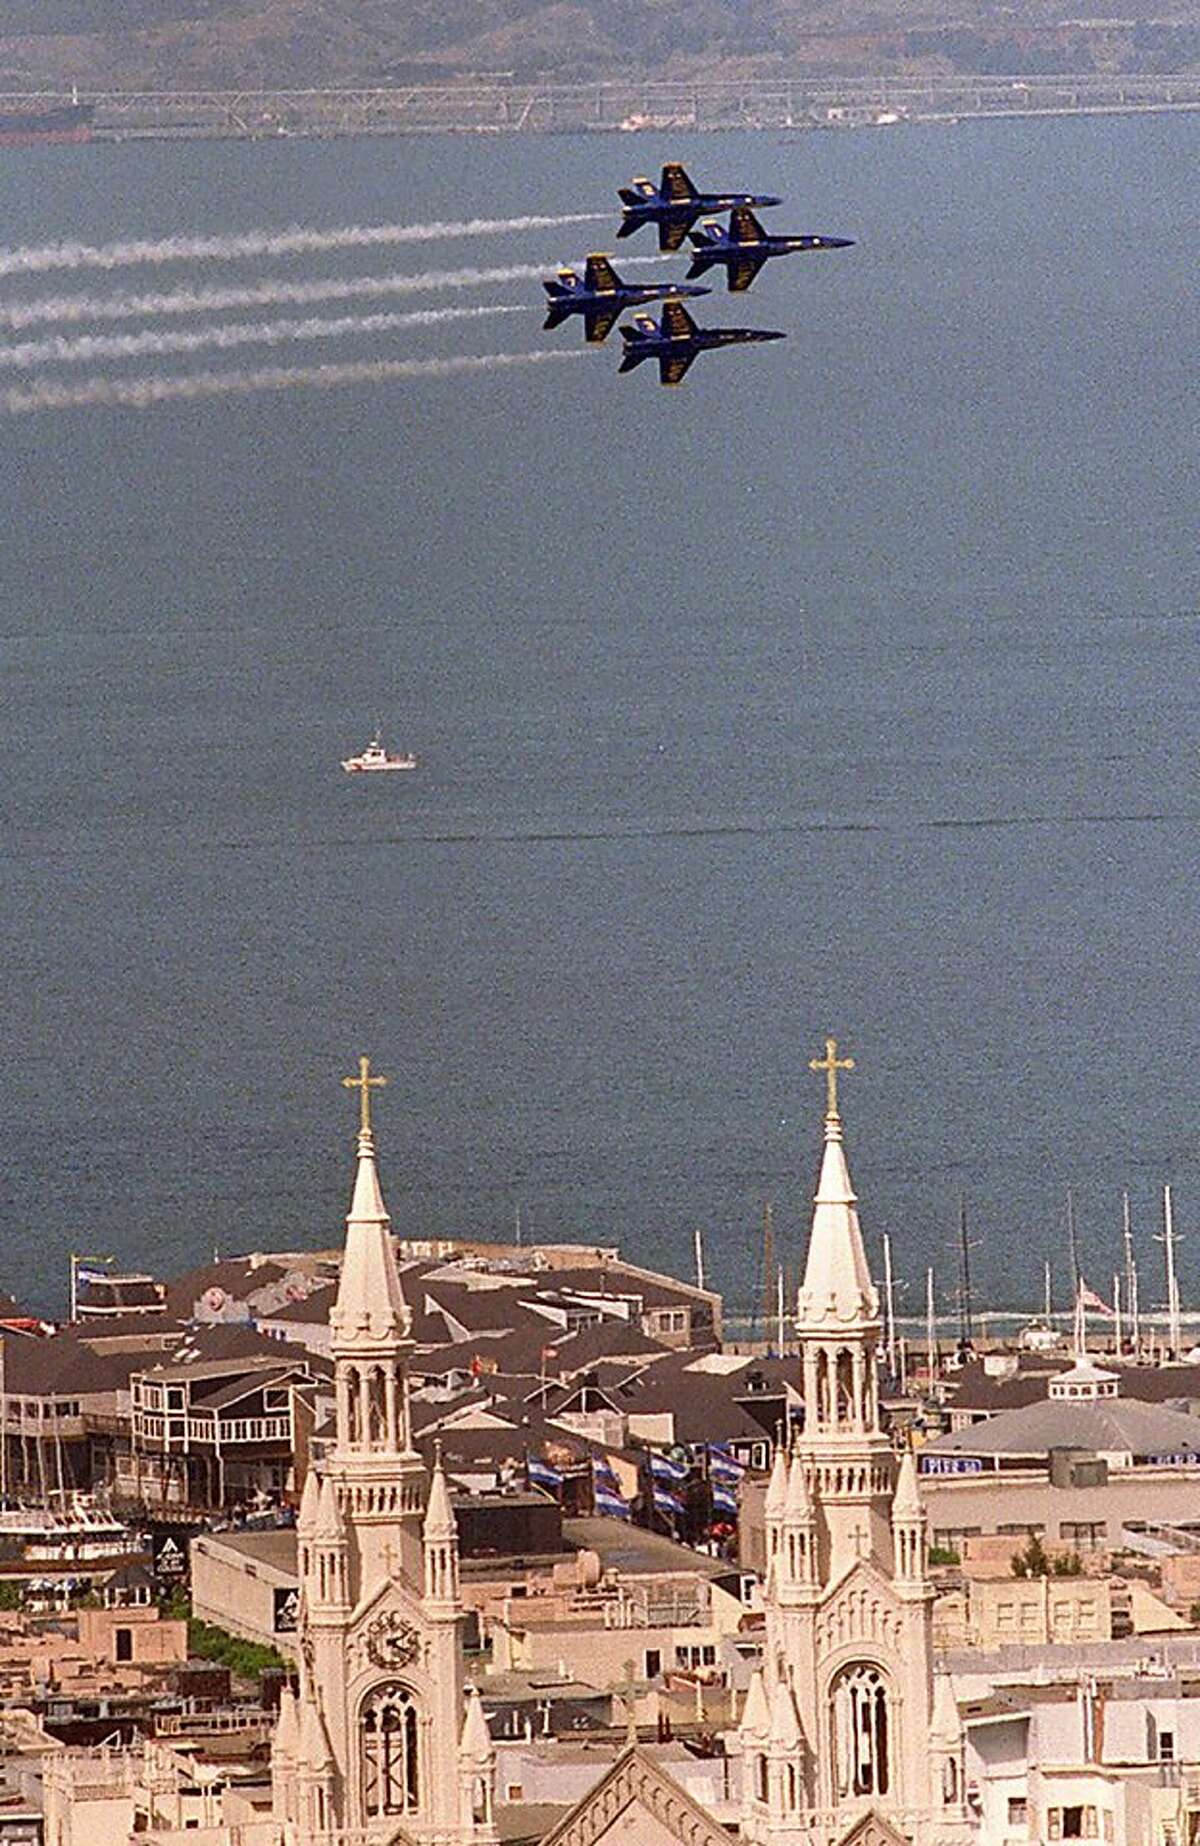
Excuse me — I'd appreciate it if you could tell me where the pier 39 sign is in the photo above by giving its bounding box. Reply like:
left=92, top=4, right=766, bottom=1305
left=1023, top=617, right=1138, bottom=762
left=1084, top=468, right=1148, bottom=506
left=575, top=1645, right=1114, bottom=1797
left=918, top=1455, right=984, bottom=1477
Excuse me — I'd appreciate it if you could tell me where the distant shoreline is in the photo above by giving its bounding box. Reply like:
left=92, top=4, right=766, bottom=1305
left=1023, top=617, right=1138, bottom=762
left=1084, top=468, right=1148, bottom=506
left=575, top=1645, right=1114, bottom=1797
left=2, top=75, right=1198, bottom=143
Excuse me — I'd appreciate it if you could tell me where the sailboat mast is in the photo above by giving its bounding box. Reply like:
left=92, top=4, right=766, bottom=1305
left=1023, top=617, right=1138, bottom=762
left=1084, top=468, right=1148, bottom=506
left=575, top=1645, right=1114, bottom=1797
left=958, top=1193, right=974, bottom=1350
left=883, top=1231, right=898, bottom=1378
left=759, top=1200, right=775, bottom=1347
left=1067, top=1187, right=1081, bottom=1299
left=1123, top=1190, right=1140, bottom=1360
left=1164, top=1184, right=1181, bottom=1358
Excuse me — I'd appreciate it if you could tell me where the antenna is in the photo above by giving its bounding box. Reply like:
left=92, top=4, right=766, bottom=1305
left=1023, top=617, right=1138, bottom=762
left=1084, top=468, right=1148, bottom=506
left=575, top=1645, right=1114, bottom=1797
left=1113, top=1270, right=1122, bottom=1357
left=926, top=1267, right=938, bottom=1394
left=694, top=1227, right=706, bottom=1294
left=1044, top=1259, right=1053, bottom=1323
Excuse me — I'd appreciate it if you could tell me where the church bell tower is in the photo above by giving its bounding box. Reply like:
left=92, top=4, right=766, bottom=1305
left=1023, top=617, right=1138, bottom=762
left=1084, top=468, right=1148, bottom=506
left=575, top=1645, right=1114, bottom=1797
left=281, top=1058, right=497, bottom=1845
left=741, top=1039, right=974, bottom=1846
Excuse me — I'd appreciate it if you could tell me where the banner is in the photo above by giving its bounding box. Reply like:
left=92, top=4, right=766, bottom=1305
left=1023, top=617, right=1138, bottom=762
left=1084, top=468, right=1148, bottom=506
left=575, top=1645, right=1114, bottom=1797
left=273, top=1586, right=300, bottom=1633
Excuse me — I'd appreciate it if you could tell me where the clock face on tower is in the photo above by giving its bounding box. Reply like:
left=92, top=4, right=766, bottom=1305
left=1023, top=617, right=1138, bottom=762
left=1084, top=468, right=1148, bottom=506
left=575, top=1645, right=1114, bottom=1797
left=366, top=1610, right=421, bottom=1670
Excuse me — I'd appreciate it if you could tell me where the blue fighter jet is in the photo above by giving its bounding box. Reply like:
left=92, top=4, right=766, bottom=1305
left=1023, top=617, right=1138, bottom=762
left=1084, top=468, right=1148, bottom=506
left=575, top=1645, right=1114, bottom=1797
left=617, top=298, right=785, bottom=387
left=542, top=252, right=710, bottom=344
left=617, top=162, right=782, bottom=254
left=686, top=206, right=854, bottom=293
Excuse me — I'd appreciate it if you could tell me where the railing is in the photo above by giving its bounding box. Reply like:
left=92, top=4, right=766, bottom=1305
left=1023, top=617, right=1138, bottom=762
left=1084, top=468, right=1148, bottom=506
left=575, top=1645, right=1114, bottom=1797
left=132, top=1414, right=292, bottom=1449
left=156, top=1710, right=272, bottom=1736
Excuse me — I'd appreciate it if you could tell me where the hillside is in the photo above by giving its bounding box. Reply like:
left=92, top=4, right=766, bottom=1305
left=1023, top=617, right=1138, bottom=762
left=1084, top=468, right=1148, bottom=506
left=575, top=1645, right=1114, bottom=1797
left=1, top=0, right=1198, bottom=93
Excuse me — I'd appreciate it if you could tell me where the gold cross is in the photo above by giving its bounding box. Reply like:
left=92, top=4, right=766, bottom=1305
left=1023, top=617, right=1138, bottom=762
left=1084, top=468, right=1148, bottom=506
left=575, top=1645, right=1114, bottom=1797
left=809, top=1035, right=855, bottom=1118
left=342, top=1055, right=388, bottom=1136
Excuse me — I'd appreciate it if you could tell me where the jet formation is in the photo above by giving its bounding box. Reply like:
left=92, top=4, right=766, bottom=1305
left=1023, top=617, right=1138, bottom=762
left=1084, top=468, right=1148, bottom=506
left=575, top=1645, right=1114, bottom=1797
left=540, top=161, right=853, bottom=385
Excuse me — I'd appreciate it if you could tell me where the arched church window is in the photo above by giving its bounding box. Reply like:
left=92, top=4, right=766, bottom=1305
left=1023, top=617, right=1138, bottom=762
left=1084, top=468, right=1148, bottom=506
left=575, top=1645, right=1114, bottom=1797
left=756, top=1753, right=769, bottom=1802
left=836, top=1350, right=854, bottom=1424
left=362, top=1684, right=420, bottom=1817
left=368, top=1367, right=386, bottom=1446
left=832, top=1665, right=890, bottom=1798
left=816, top=1352, right=832, bottom=1427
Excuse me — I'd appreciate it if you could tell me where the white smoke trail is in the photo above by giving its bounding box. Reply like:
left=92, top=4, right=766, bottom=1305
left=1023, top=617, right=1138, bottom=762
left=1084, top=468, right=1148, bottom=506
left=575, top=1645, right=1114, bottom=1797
left=0, top=254, right=668, bottom=332
left=0, top=213, right=611, bottom=279
left=0, top=303, right=527, bottom=371
left=0, top=347, right=590, bottom=415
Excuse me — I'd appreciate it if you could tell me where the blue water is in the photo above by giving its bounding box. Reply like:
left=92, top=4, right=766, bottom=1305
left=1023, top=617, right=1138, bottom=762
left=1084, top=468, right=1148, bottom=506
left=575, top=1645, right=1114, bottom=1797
left=0, top=116, right=1198, bottom=1319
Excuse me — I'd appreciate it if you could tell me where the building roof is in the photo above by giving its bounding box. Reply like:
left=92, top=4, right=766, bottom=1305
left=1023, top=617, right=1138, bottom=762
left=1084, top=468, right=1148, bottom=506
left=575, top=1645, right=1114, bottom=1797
left=561, top=1518, right=729, bottom=1580
left=0, top=1327, right=143, bottom=1397
left=924, top=1395, right=1200, bottom=1461
left=194, top=1528, right=299, bottom=1575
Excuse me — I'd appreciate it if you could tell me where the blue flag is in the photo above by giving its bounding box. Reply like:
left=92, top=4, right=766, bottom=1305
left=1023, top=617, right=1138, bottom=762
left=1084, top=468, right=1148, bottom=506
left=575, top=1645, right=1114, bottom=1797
left=708, top=1444, right=745, bottom=1483
left=592, top=1457, right=630, bottom=1518
left=527, top=1455, right=564, bottom=1490
left=653, top=1485, right=687, bottom=1518
left=650, top=1451, right=690, bottom=1484
left=711, top=1480, right=739, bottom=1514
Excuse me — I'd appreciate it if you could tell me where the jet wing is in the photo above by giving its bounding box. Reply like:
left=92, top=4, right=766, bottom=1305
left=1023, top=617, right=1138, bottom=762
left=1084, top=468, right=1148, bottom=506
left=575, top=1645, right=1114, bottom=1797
left=658, top=351, right=696, bottom=386
left=582, top=303, right=620, bottom=345
left=657, top=219, right=690, bottom=254
left=726, top=255, right=768, bottom=293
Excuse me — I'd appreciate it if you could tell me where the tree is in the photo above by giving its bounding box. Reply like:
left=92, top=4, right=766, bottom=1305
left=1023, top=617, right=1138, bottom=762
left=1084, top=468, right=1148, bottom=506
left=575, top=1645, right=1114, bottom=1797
left=1011, top=1532, right=1050, bottom=1578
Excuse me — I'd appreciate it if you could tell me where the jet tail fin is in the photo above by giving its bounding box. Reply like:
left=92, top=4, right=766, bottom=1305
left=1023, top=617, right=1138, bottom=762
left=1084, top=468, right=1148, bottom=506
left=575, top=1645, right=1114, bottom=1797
left=728, top=206, right=767, bottom=244
left=685, top=252, right=716, bottom=281
left=661, top=161, right=696, bottom=202
left=660, top=298, right=699, bottom=340
left=583, top=254, right=620, bottom=294
left=618, top=346, right=650, bottom=373
left=543, top=304, right=572, bottom=331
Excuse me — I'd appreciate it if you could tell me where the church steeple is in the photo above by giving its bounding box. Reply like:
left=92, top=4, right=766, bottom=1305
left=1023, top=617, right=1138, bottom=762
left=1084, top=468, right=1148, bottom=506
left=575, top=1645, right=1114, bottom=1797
left=796, top=1039, right=879, bottom=1334
left=793, top=1039, right=894, bottom=1584
left=743, top=1045, right=974, bottom=1846
left=326, top=1057, right=425, bottom=1589
left=424, top=1444, right=462, bottom=1609
left=891, top=1448, right=928, bottom=1586
left=329, top=1058, right=411, bottom=1353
